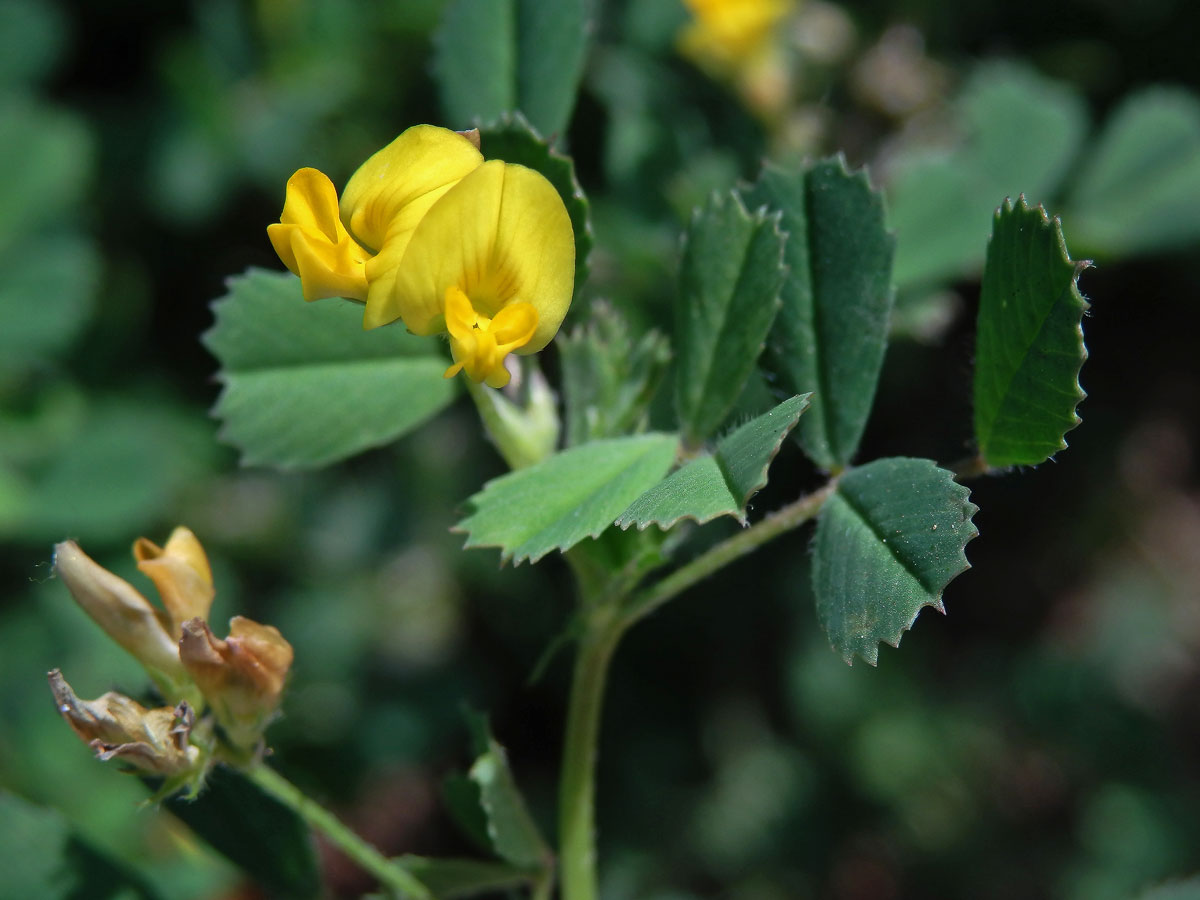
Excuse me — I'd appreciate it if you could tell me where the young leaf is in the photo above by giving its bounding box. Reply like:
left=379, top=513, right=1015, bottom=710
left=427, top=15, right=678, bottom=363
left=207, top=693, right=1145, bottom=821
left=1067, top=88, right=1200, bottom=257
left=204, top=269, right=458, bottom=470
left=0, top=792, right=163, bottom=900
left=812, top=458, right=978, bottom=665
left=479, top=115, right=594, bottom=289
left=165, top=766, right=320, bottom=899
left=618, top=394, right=809, bottom=530
left=469, top=736, right=553, bottom=870
left=434, top=0, right=588, bottom=140
left=675, top=191, right=785, bottom=447
left=394, top=856, right=538, bottom=898
left=456, top=433, right=678, bottom=564
left=559, top=301, right=670, bottom=446
left=973, top=197, right=1089, bottom=468
left=744, top=158, right=895, bottom=470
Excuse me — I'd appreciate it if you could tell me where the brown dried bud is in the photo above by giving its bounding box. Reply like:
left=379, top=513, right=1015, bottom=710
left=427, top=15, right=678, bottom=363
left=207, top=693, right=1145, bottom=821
left=179, top=616, right=294, bottom=749
left=53, top=541, right=187, bottom=688
left=48, top=669, right=199, bottom=776
left=134, top=526, right=214, bottom=637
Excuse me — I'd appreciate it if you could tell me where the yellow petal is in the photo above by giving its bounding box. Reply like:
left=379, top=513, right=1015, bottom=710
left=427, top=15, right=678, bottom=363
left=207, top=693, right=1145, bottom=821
left=369, top=160, right=574, bottom=350
left=134, top=526, right=215, bottom=638
left=267, top=168, right=371, bottom=302
left=340, top=125, right=484, bottom=264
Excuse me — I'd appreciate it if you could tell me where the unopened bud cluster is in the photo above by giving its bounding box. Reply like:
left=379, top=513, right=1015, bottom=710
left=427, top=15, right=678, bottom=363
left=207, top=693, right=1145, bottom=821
left=49, top=527, right=293, bottom=790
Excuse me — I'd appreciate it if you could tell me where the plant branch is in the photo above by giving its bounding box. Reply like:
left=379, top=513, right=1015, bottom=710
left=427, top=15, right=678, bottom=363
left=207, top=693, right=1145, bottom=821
left=247, top=762, right=433, bottom=900
left=620, top=479, right=838, bottom=628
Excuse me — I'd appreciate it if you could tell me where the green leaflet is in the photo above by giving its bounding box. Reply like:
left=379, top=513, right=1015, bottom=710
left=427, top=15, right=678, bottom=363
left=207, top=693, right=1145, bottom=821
left=675, top=191, right=785, bottom=447
left=394, top=856, right=538, bottom=898
left=479, top=115, right=593, bottom=290
left=618, top=394, right=809, bottom=530
left=1067, top=87, right=1200, bottom=257
left=204, top=269, right=458, bottom=470
left=745, top=157, right=895, bottom=470
left=468, top=736, right=553, bottom=870
left=434, top=0, right=588, bottom=140
left=456, top=433, right=678, bottom=564
left=813, top=458, right=978, bottom=665
left=973, top=198, right=1089, bottom=468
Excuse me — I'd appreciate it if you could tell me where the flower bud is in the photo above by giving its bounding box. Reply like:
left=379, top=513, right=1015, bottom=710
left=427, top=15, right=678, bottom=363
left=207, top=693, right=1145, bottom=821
left=48, top=669, right=199, bottom=777
left=53, top=541, right=187, bottom=689
left=133, top=526, right=215, bottom=637
left=179, top=616, right=294, bottom=750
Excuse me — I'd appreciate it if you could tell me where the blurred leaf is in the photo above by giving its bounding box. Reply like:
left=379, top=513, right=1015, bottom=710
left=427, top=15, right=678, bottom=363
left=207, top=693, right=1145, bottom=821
left=973, top=197, right=1089, bottom=467
left=0, top=791, right=162, bottom=900
left=456, top=433, right=678, bottom=564
left=468, top=735, right=553, bottom=870
left=0, top=0, right=66, bottom=87
left=443, top=773, right=496, bottom=855
left=745, top=158, right=895, bottom=470
left=435, top=0, right=588, bottom=139
left=0, top=96, right=91, bottom=251
left=394, top=856, right=537, bottom=897
left=0, top=233, right=100, bottom=368
left=559, top=302, right=670, bottom=446
left=478, top=115, right=594, bottom=289
left=888, top=62, right=1087, bottom=288
left=1136, top=878, right=1200, bottom=900
left=812, top=458, right=978, bottom=665
left=204, top=269, right=458, bottom=469
left=165, top=766, right=320, bottom=900
left=675, top=191, right=785, bottom=447
left=1, top=400, right=213, bottom=545
left=618, top=394, right=809, bottom=530
left=1067, top=88, right=1200, bottom=256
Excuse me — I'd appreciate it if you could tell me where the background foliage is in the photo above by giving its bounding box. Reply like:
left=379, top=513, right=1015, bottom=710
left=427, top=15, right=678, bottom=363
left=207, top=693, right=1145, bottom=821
left=2, top=0, right=1199, bottom=897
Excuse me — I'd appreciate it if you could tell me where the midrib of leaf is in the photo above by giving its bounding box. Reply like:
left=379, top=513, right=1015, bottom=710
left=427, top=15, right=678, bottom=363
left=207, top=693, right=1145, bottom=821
left=694, top=219, right=768, bottom=424
left=805, top=183, right=838, bottom=463
left=833, top=484, right=943, bottom=596
left=226, top=355, right=444, bottom=376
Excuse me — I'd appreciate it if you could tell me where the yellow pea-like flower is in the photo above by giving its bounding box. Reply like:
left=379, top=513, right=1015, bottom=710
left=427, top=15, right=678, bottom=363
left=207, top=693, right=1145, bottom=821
left=678, top=0, right=793, bottom=73
left=268, top=125, right=575, bottom=389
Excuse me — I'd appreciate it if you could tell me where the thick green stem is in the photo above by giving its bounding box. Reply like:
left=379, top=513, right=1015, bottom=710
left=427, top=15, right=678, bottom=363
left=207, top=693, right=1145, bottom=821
left=620, top=480, right=837, bottom=628
left=558, top=609, right=625, bottom=900
left=247, top=763, right=433, bottom=900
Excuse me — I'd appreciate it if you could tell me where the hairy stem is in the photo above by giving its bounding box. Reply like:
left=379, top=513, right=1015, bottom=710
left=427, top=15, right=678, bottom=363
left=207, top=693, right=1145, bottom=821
left=620, top=480, right=838, bottom=628
left=558, top=607, right=626, bottom=900
left=247, top=763, right=433, bottom=899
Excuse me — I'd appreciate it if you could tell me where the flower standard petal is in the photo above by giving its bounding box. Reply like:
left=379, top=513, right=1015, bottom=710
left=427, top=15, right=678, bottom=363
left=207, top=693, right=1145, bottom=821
left=371, top=160, right=574, bottom=350
left=134, top=526, right=215, bottom=638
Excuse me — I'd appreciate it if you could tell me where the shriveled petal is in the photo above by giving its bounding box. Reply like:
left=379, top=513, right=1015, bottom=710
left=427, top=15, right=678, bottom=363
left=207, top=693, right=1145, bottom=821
left=134, top=526, right=215, bottom=638
left=266, top=168, right=371, bottom=302
left=340, top=125, right=484, bottom=262
left=366, top=160, right=575, bottom=350
left=48, top=670, right=198, bottom=776
left=53, top=541, right=185, bottom=685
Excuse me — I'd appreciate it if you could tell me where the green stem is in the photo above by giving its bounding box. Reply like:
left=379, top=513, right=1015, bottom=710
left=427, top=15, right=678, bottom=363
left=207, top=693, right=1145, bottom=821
left=620, top=480, right=837, bottom=628
left=558, top=608, right=626, bottom=900
left=247, top=763, right=433, bottom=900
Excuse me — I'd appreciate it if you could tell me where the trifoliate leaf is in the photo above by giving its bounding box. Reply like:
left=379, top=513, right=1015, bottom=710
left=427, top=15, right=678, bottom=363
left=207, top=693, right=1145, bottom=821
left=973, top=197, right=1089, bottom=468
left=813, top=458, right=978, bottom=665
left=456, top=433, right=678, bottom=564
left=675, top=191, right=785, bottom=447
left=745, top=157, right=895, bottom=470
left=204, top=269, right=457, bottom=470
left=618, top=394, right=809, bottom=530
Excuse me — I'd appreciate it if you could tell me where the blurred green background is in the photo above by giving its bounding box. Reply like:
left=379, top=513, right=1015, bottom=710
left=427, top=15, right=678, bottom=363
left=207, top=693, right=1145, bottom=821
left=2, top=0, right=1199, bottom=897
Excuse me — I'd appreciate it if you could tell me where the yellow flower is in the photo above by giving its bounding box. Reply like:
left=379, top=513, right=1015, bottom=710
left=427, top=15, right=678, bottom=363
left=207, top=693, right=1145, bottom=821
left=268, top=126, right=575, bottom=388
left=679, top=0, right=794, bottom=72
